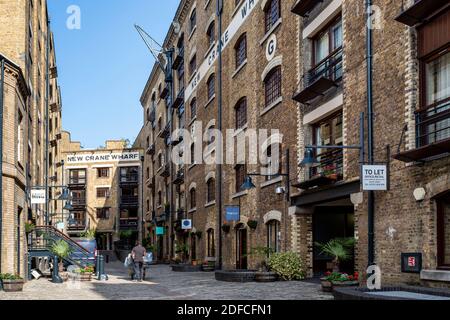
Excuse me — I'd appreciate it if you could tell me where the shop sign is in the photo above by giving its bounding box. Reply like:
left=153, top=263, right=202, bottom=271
left=31, top=189, right=46, bottom=204
left=182, top=219, right=192, bottom=230
left=225, top=206, right=240, bottom=222
left=156, top=227, right=165, bottom=235
left=362, top=165, right=388, bottom=191
left=401, top=253, right=422, bottom=273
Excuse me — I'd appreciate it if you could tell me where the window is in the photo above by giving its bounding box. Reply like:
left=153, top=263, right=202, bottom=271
left=190, top=55, right=197, bottom=75
left=178, top=62, right=185, bottom=91
left=158, top=191, right=162, bottom=206
left=264, top=66, right=282, bottom=107
left=190, top=143, right=196, bottom=165
left=312, top=112, right=343, bottom=179
left=267, top=220, right=280, bottom=254
left=96, top=208, right=110, bottom=220
left=235, top=98, right=247, bottom=129
left=69, top=169, right=86, bottom=184
left=207, top=228, right=215, bottom=257
left=190, top=188, right=196, bottom=209
left=97, top=188, right=110, bottom=198
left=207, top=178, right=215, bottom=203
left=207, top=21, right=215, bottom=46
left=190, top=9, right=197, bottom=34
left=313, top=17, right=342, bottom=66
left=265, top=0, right=280, bottom=33
left=419, top=50, right=450, bottom=146
left=235, top=164, right=246, bottom=193
left=97, top=168, right=109, bottom=178
left=437, top=194, right=450, bottom=268
left=235, top=34, right=247, bottom=68
left=17, top=111, right=24, bottom=164
left=190, top=98, right=197, bottom=119
left=207, top=74, right=215, bottom=100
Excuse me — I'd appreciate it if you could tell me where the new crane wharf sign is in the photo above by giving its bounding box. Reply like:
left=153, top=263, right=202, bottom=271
left=66, top=152, right=141, bottom=164
left=184, top=0, right=261, bottom=102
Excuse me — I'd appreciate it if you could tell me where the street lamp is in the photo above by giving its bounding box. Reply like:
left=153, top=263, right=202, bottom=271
left=299, top=148, right=320, bottom=168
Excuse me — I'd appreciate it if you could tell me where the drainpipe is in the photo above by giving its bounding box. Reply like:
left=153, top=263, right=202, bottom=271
left=45, top=18, right=50, bottom=226
left=0, top=58, right=5, bottom=273
left=216, top=0, right=223, bottom=270
left=166, top=48, right=174, bottom=260
left=366, top=0, right=375, bottom=267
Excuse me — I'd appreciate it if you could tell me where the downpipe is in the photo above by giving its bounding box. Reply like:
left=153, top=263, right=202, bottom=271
left=0, top=59, right=4, bottom=273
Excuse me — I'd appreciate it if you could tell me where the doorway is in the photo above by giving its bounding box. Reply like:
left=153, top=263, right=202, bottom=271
left=236, top=224, right=248, bottom=270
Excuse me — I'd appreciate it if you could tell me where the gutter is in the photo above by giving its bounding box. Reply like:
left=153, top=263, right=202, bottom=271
left=0, top=58, right=4, bottom=273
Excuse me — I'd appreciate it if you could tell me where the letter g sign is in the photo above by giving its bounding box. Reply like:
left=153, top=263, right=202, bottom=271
left=266, top=34, right=277, bottom=62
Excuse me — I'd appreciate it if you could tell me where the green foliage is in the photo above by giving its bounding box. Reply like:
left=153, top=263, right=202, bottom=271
left=0, top=273, right=23, bottom=280
left=119, top=230, right=134, bottom=240
left=315, top=238, right=355, bottom=264
left=25, top=222, right=36, bottom=233
left=247, top=220, right=258, bottom=230
left=50, top=240, right=72, bottom=260
left=268, top=252, right=306, bottom=281
left=175, top=242, right=189, bottom=254
left=248, top=246, right=275, bottom=271
left=80, top=229, right=96, bottom=240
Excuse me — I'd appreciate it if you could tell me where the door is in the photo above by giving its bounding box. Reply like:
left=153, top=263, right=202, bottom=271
left=236, top=225, right=248, bottom=270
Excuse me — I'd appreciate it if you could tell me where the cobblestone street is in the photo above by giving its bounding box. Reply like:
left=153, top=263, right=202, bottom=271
left=0, top=262, right=332, bottom=300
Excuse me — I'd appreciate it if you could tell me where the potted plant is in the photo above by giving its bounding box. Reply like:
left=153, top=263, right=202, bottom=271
left=221, top=224, right=231, bottom=233
left=315, top=237, right=356, bottom=292
left=25, top=221, right=36, bottom=234
left=321, top=271, right=359, bottom=292
left=76, top=266, right=94, bottom=281
left=247, top=220, right=258, bottom=230
left=80, top=229, right=96, bottom=240
left=0, top=274, right=24, bottom=292
left=50, top=240, right=72, bottom=272
left=249, top=247, right=278, bottom=282
left=322, top=164, right=338, bottom=180
left=174, top=242, right=189, bottom=263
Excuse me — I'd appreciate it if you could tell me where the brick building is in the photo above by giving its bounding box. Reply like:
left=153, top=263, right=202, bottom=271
left=0, top=0, right=63, bottom=277
left=291, top=0, right=450, bottom=287
left=134, top=0, right=299, bottom=269
left=61, top=133, right=144, bottom=251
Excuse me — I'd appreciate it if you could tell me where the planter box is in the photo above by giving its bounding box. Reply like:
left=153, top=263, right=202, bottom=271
left=255, top=272, right=278, bottom=282
left=331, top=280, right=359, bottom=289
left=320, top=279, right=333, bottom=292
left=78, top=273, right=92, bottom=282
left=1, top=280, right=24, bottom=292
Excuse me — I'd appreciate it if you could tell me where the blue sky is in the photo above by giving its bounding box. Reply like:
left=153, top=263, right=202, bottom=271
left=48, top=0, right=179, bottom=149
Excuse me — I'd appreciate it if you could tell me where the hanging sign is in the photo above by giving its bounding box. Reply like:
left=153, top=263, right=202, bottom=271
left=225, top=206, right=240, bottom=222
left=156, top=227, right=165, bottom=235
left=362, top=165, right=388, bottom=191
left=30, top=189, right=46, bottom=204
left=182, top=219, right=192, bottom=230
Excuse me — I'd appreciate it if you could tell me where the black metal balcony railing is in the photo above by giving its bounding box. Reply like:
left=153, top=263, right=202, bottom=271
left=119, top=217, right=138, bottom=229
left=158, top=122, right=171, bottom=139
left=310, top=148, right=344, bottom=180
left=120, top=174, right=139, bottom=184
left=293, top=47, right=343, bottom=104
left=172, top=47, right=184, bottom=70
left=72, top=198, right=87, bottom=207
left=67, top=219, right=86, bottom=231
left=160, top=163, right=171, bottom=178
left=416, top=99, right=450, bottom=148
left=172, top=88, right=185, bottom=109
left=146, top=143, right=156, bottom=156
left=69, top=178, right=86, bottom=185
left=121, top=195, right=139, bottom=206
left=291, top=0, right=319, bottom=17
left=148, top=107, right=156, bottom=123
left=173, top=169, right=185, bottom=185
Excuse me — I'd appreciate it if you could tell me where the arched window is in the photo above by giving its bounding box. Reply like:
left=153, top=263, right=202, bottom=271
left=235, top=98, right=247, bottom=129
left=235, top=164, right=246, bottom=193
left=190, top=98, right=197, bottom=119
left=264, top=66, right=281, bottom=107
left=267, top=220, right=280, bottom=254
left=207, top=228, right=215, bottom=257
left=190, top=188, right=197, bottom=209
left=207, top=178, right=215, bottom=203
left=235, top=34, right=247, bottom=68
left=207, top=21, right=215, bottom=46
left=265, top=0, right=280, bottom=33
left=207, top=74, right=215, bottom=100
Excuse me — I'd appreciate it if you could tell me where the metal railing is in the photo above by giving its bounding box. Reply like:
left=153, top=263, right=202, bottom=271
left=69, top=177, right=86, bottom=185
left=305, top=47, right=343, bottom=88
left=310, top=148, right=344, bottom=180
left=120, top=195, right=139, bottom=206
left=120, top=173, right=139, bottom=184
left=416, top=98, right=450, bottom=148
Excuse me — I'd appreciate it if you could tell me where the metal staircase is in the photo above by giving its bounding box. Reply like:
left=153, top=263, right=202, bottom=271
left=28, top=226, right=95, bottom=281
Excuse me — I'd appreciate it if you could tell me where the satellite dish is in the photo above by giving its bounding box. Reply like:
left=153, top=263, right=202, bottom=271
left=172, top=21, right=181, bottom=35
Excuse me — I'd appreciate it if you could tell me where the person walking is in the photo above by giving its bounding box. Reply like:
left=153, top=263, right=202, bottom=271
left=131, top=241, right=146, bottom=282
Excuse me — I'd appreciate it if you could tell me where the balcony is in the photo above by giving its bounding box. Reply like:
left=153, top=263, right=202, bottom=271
left=173, top=169, right=185, bottom=185
left=394, top=99, right=450, bottom=162
left=294, top=148, right=344, bottom=190
left=120, top=217, right=138, bottom=230
left=50, top=66, right=58, bottom=79
left=172, top=47, right=184, bottom=70
left=120, top=195, right=139, bottom=208
left=119, top=173, right=139, bottom=185
left=395, top=0, right=449, bottom=26
left=146, top=143, right=155, bottom=156
left=146, top=177, right=155, bottom=189
left=147, top=107, right=156, bottom=123
left=69, top=177, right=86, bottom=186
left=159, top=86, right=169, bottom=99
left=67, top=219, right=86, bottom=232
left=170, top=135, right=184, bottom=147
left=50, top=102, right=60, bottom=113
left=160, top=163, right=170, bottom=178
left=71, top=197, right=87, bottom=208
left=291, top=0, right=320, bottom=17
left=157, top=122, right=171, bottom=139
left=172, top=89, right=184, bottom=109
left=293, top=47, right=343, bottom=104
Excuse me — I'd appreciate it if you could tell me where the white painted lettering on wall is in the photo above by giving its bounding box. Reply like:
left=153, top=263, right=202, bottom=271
left=66, top=152, right=140, bottom=164
left=184, top=0, right=261, bottom=101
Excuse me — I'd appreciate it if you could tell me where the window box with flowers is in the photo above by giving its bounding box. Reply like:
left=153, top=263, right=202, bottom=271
left=321, top=272, right=359, bottom=292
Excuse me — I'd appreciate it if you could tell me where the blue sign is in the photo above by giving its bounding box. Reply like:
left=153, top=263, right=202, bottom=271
left=225, top=206, right=240, bottom=222
left=156, top=227, right=165, bottom=235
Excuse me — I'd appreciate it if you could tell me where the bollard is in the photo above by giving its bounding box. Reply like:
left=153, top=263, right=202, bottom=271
left=52, top=255, right=63, bottom=284
left=96, top=255, right=101, bottom=278
left=97, top=255, right=105, bottom=280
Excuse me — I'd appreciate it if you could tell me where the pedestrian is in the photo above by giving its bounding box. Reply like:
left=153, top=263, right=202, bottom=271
left=131, top=241, right=146, bottom=282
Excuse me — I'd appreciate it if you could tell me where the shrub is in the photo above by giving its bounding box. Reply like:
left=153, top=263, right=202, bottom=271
left=0, top=273, right=23, bottom=280
left=268, top=252, right=305, bottom=281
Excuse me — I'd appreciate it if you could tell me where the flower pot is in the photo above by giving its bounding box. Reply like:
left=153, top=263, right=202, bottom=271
left=255, top=272, right=278, bottom=282
left=192, top=260, right=198, bottom=266
left=331, top=280, right=359, bottom=289
left=78, top=273, right=92, bottom=282
left=1, top=279, right=24, bottom=292
left=320, top=278, right=333, bottom=292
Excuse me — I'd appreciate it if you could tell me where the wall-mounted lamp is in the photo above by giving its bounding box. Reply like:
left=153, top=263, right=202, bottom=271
left=413, top=188, right=426, bottom=202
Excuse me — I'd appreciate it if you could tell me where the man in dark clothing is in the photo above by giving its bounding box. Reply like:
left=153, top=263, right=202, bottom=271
left=132, top=241, right=146, bottom=282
